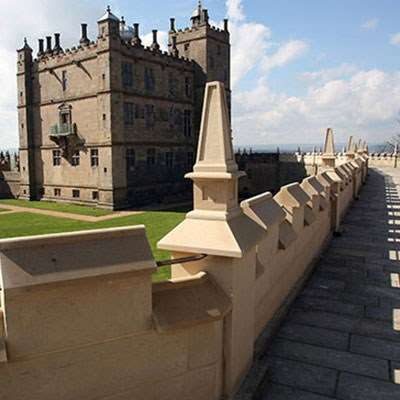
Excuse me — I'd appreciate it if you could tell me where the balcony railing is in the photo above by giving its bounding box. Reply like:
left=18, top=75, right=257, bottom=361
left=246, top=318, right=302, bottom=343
left=49, top=123, right=76, bottom=137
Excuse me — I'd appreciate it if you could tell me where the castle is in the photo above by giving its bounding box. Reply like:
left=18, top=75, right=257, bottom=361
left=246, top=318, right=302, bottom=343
left=17, top=2, right=230, bottom=209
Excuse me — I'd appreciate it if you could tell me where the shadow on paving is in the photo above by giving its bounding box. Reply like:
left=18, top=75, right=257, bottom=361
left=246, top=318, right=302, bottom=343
left=243, top=168, right=400, bottom=400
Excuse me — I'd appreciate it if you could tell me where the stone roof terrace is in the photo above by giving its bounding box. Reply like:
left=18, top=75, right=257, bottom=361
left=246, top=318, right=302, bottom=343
left=246, top=167, right=400, bottom=399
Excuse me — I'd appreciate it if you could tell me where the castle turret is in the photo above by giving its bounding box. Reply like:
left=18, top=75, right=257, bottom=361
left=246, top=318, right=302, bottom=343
left=97, top=6, right=120, bottom=41
left=169, top=1, right=231, bottom=140
left=17, top=38, right=37, bottom=200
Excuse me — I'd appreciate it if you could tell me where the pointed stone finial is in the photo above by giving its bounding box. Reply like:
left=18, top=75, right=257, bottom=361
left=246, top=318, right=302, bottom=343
left=189, top=81, right=240, bottom=178
left=158, top=81, right=262, bottom=258
left=323, top=128, right=335, bottom=156
left=357, top=139, right=364, bottom=154
left=321, top=128, right=336, bottom=169
left=107, top=5, right=111, bottom=12
left=346, top=136, right=355, bottom=160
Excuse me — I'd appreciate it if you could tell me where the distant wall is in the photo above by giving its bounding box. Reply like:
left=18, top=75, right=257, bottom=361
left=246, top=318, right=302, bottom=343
left=0, top=171, right=20, bottom=199
left=237, top=153, right=308, bottom=198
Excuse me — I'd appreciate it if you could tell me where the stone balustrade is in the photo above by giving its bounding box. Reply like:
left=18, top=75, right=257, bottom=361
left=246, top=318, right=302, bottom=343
left=0, top=82, right=368, bottom=400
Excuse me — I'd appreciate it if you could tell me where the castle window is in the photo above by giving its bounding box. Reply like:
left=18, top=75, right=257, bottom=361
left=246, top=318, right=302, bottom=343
left=72, top=189, right=80, bottom=198
left=147, top=148, right=156, bottom=166
left=165, top=152, right=173, bottom=168
left=126, top=148, right=135, bottom=171
left=123, top=102, right=135, bottom=126
left=184, top=110, right=192, bottom=137
left=54, top=188, right=61, bottom=197
left=169, top=73, right=179, bottom=97
left=92, top=191, right=99, bottom=200
left=53, top=150, right=61, bottom=166
left=90, top=149, right=99, bottom=167
left=185, top=77, right=192, bottom=97
left=184, top=43, right=190, bottom=52
left=144, top=67, right=156, bottom=92
left=121, top=62, right=133, bottom=88
left=71, top=150, right=80, bottom=166
left=62, top=71, right=67, bottom=91
left=145, top=104, right=155, bottom=128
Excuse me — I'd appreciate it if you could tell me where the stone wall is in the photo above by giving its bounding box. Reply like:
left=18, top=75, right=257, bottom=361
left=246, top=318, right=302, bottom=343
left=0, top=171, right=20, bottom=199
left=0, top=82, right=369, bottom=399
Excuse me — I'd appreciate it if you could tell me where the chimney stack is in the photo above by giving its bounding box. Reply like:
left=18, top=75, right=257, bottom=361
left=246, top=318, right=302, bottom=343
left=45, top=36, right=52, bottom=54
left=38, top=39, right=44, bottom=56
left=53, top=33, right=61, bottom=53
left=171, top=36, right=179, bottom=57
left=80, top=23, right=90, bottom=45
left=203, top=9, right=209, bottom=24
left=150, top=29, right=160, bottom=51
left=224, top=18, right=229, bottom=31
left=170, top=18, right=176, bottom=32
left=132, top=23, right=142, bottom=46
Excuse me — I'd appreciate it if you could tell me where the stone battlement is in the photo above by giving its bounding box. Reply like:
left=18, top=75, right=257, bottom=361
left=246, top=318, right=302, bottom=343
left=0, top=83, right=368, bottom=399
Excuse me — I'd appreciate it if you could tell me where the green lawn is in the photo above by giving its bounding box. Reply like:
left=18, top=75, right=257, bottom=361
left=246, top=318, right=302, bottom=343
left=0, top=208, right=7, bottom=212
left=0, top=210, right=185, bottom=281
left=0, top=199, right=114, bottom=217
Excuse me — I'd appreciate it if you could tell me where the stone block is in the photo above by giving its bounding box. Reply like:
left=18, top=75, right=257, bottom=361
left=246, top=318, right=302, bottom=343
left=350, top=334, right=400, bottom=361
left=337, top=372, right=400, bottom=400
left=277, top=322, right=349, bottom=351
left=262, top=383, right=334, bottom=400
left=268, top=357, right=338, bottom=396
left=270, top=338, right=389, bottom=379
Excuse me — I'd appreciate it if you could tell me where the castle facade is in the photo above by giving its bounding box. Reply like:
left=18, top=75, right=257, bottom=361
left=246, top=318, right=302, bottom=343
left=17, top=2, right=230, bottom=209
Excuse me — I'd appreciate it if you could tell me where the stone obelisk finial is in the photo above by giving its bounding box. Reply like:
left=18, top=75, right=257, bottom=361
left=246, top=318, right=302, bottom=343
left=321, top=128, right=336, bottom=170
left=186, top=81, right=245, bottom=216
left=158, top=81, right=261, bottom=258
left=346, top=136, right=355, bottom=160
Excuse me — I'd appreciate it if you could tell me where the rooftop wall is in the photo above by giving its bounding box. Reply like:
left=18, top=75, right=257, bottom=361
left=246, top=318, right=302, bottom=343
left=0, top=82, right=369, bottom=399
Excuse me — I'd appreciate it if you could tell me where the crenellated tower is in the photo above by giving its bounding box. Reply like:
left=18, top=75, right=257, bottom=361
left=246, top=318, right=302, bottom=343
left=17, top=38, right=36, bottom=200
left=168, top=1, right=231, bottom=131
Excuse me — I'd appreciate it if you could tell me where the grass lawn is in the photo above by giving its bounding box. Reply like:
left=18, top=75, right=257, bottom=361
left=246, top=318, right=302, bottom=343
left=0, top=210, right=185, bottom=281
left=0, top=199, right=114, bottom=217
left=0, top=208, right=7, bottom=212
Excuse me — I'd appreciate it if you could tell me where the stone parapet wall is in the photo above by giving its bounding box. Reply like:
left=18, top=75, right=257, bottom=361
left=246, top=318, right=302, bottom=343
left=0, top=171, right=20, bottom=199
left=0, top=82, right=369, bottom=399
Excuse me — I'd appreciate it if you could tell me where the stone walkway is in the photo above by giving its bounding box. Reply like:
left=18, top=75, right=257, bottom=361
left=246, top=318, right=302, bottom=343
left=257, top=167, right=400, bottom=399
left=0, top=204, right=142, bottom=222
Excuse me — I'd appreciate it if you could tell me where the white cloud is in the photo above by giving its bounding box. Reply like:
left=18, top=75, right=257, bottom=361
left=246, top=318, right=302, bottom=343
left=262, top=40, right=308, bottom=73
left=390, top=33, right=400, bottom=46
left=233, top=69, right=400, bottom=146
left=361, top=18, right=379, bottom=31
left=301, top=63, right=359, bottom=83
left=226, top=0, right=245, bottom=22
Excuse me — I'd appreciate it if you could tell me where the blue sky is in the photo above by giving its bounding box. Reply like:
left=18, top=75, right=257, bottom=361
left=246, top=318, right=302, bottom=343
left=1, top=0, right=400, bottom=148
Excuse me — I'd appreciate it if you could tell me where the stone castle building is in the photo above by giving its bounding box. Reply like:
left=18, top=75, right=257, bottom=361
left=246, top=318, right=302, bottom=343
left=17, top=2, right=230, bottom=209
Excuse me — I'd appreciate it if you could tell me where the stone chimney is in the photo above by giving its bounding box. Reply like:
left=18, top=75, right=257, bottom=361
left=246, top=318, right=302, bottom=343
left=80, top=23, right=90, bottom=45
left=37, top=39, right=44, bottom=56
left=132, top=23, right=142, bottom=46
left=45, top=36, right=52, bottom=54
left=170, top=17, right=176, bottom=32
left=224, top=18, right=229, bottom=32
left=150, top=30, right=160, bottom=51
left=171, top=36, right=179, bottom=57
left=53, top=33, right=62, bottom=53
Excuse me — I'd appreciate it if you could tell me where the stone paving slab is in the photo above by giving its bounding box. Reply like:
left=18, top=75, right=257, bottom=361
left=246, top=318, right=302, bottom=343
left=267, top=357, right=338, bottom=396
left=277, top=322, right=350, bottom=351
left=247, top=168, right=400, bottom=399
